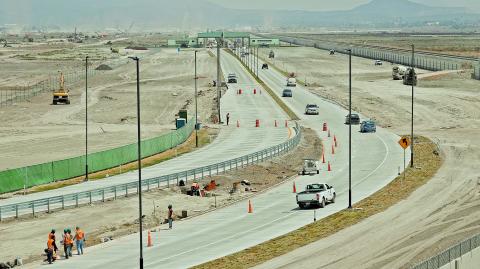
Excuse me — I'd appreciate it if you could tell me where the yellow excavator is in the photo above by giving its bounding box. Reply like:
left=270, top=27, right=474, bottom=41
left=53, top=72, right=70, bottom=105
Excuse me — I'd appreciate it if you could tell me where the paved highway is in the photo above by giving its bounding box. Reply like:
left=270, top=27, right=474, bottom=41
left=0, top=50, right=290, bottom=217
left=28, top=49, right=408, bottom=268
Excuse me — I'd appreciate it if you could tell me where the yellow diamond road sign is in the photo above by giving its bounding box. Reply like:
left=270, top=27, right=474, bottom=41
left=398, top=137, right=410, bottom=149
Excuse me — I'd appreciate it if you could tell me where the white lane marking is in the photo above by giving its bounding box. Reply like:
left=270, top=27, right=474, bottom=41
left=144, top=211, right=297, bottom=266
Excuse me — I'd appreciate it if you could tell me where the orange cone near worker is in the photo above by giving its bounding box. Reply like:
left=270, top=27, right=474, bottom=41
left=248, top=200, right=253, bottom=213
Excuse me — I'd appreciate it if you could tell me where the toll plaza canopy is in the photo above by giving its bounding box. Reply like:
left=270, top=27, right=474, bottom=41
left=197, top=31, right=250, bottom=39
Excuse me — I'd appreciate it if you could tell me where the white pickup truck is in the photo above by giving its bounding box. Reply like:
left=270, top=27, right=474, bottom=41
left=296, top=183, right=336, bottom=209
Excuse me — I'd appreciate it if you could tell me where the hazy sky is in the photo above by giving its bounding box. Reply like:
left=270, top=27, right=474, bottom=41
left=207, top=0, right=480, bottom=12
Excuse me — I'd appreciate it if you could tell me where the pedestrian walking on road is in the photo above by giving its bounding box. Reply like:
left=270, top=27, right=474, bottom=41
left=45, top=234, right=56, bottom=264
left=48, top=229, right=58, bottom=253
left=226, top=113, right=230, bottom=126
left=62, top=229, right=73, bottom=258
left=168, top=205, right=174, bottom=229
left=74, top=226, right=85, bottom=255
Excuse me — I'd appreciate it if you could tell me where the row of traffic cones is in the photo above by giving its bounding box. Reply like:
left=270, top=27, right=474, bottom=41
left=237, top=89, right=262, bottom=95
left=235, top=120, right=290, bottom=128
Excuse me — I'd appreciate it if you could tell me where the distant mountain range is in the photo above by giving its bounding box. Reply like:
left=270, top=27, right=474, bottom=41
left=0, top=0, right=478, bottom=31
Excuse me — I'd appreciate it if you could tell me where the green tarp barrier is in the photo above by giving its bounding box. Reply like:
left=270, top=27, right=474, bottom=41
left=0, top=119, right=194, bottom=193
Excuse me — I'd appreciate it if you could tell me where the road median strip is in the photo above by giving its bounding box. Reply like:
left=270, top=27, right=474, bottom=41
left=224, top=49, right=299, bottom=120
left=193, top=135, right=442, bottom=269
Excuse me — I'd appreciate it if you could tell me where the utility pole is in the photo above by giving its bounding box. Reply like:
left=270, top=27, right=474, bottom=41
left=129, top=56, right=143, bottom=269
left=410, top=45, right=415, bottom=168
left=194, top=50, right=199, bottom=147
left=216, top=36, right=222, bottom=123
left=85, top=56, right=89, bottom=181
left=347, top=49, right=352, bottom=209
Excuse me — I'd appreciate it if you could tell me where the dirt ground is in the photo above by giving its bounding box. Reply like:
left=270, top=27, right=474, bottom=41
left=282, top=33, right=480, bottom=57
left=0, top=41, right=218, bottom=170
left=261, top=46, right=480, bottom=268
left=0, top=127, right=321, bottom=266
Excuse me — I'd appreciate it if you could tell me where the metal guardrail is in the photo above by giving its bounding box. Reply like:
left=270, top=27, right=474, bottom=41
left=0, top=123, right=301, bottom=220
left=412, top=233, right=480, bottom=269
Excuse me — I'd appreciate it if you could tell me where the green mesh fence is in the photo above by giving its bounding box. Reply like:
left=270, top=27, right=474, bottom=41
left=0, top=118, right=194, bottom=193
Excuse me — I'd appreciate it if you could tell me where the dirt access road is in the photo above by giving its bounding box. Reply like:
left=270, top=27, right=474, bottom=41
left=0, top=47, right=217, bottom=171
left=257, top=46, right=480, bottom=268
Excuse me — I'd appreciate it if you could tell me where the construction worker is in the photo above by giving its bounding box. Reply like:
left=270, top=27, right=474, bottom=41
left=226, top=113, right=230, bottom=126
left=63, top=229, right=73, bottom=258
left=48, top=229, right=58, bottom=253
left=167, top=205, right=174, bottom=229
left=46, top=234, right=55, bottom=264
left=74, top=226, right=85, bottom=255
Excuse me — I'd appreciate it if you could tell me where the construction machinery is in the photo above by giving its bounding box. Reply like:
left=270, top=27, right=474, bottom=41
left=392, top=65, right=408, bottom=80
left=403, top=67, right=417, bottom=86
left=53, top=72, right=70, bottom=105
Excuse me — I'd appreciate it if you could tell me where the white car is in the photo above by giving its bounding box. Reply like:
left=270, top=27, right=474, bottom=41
left=375, top=60, right=383, bottom=65
left=305, top=104, right=319, bottom=115
left=296, top=183, right=336, bottom=209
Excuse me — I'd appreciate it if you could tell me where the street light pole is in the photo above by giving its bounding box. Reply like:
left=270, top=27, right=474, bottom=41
left=347, top=49, right=352, bottom=209
left=410, top=45, right=415, bottom=168
left=85, top=56, right=89, bottom=182
left=194, top=50, right=199, bottom=147
left=129, top=56, right=143, bottom=269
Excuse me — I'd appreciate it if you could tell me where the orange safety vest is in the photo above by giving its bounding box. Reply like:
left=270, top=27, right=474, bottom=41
left=65, top=234, right=73, bottom=245
left=47, top=239, right=54, bottom=250
left=75, top=230, right=84, bottom=240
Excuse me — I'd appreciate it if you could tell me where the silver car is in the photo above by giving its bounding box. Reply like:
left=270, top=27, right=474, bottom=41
left=305, top=104, right=319, bottom=115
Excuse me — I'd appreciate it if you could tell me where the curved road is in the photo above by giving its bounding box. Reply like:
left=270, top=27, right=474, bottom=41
left=0, top=49, right=290, bottom=217
left=27, top=49, right=407, bottom=268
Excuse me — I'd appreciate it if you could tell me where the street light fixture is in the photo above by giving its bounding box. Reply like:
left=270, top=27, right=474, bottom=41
left=85, top=56, right=89, bottom=182
left=347, top=49, right=352, bottom=209
left=128, top=56, right=144, bottom=269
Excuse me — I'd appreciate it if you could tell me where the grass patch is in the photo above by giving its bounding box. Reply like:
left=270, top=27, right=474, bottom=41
left=224, top=49, right=299, bottom=120
left=24, top=128, right=217, bottom=194
left=193, top=135, right=442, bottom=269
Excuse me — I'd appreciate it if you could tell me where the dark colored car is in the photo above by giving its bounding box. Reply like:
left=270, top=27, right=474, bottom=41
left=360, top=120, right=377, bottom=133
left=282, top=89, right=292, bottom=97
left=345, top=113, right=360, bottom=125
left=262, top=63, right=269, bottom=69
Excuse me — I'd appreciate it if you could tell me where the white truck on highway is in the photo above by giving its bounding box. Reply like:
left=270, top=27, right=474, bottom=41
left=286, top=77, right=296, bottom=87
left=296, top=183, right=336, bottom=209
left=392, top=65, right=407, bottom=80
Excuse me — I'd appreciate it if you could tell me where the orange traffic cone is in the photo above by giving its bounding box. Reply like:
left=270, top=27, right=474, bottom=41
left=147, top=230, right=153, bottom=247
left=328, top=161, right=332, bottom=171
left=248, top=200, right=253, bottom=213
left=275, top=120, right=278, bottom=127
left=285, top=120, right=288, bottom=128
left=322, top=151, right=325, bottom=163
left=237, top=120, right=240, bottom=128
left=293, top=182, right=297, bottom=193
left=332, top=144, right=335, bottom=155
left=334, top=135, right=338, bottom=147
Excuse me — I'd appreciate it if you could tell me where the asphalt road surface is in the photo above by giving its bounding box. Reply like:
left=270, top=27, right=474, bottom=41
left=26, top=50, right=407, bottom=268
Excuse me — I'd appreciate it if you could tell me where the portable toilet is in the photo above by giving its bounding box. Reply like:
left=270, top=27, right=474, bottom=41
left=176, top=118, right=186, bottom=129
left=179, top=109, right=188, bottom=122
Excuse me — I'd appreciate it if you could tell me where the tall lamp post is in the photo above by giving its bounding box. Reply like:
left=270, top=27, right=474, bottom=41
left=194, top=50, right=199, bottom=147
left=410, top=45, right=415, bottom=167
left=85, top=56, right=89, bottom=181
left=347, top=49, right=352, bottom=209
left=128, top=56, right=144, bottom=269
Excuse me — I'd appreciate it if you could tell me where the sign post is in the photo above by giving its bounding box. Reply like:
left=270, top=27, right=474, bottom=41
left=398, top=137, right=411, bottom=181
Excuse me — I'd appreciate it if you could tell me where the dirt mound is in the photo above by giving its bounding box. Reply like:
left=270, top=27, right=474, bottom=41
left=96, top=64, right=113, bottom=70
left=125, top=46, right=148, bottom=50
